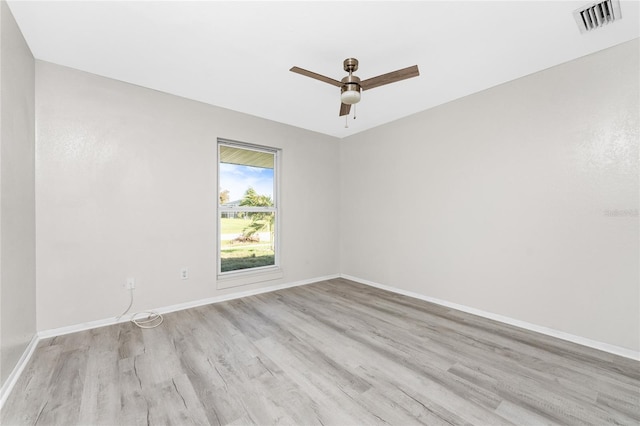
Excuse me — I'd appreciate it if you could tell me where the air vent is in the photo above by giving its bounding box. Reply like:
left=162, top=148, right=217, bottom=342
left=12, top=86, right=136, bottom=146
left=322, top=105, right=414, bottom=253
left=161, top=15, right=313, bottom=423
left=574, top=0, right=622, bottom=33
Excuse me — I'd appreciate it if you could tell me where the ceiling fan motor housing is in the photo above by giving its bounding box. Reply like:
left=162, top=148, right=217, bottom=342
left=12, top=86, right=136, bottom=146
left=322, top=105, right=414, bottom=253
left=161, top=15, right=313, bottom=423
left=341, top=74, right=361, bottom=104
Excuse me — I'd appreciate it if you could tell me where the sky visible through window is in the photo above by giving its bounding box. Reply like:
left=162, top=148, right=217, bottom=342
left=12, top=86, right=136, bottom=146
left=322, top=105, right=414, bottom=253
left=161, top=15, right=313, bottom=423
left=220, top=163, right=274, bottom=202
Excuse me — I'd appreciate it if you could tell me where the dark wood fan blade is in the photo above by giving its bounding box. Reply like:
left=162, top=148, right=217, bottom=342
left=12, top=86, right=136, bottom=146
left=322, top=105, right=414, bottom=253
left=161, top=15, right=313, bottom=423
left=360, top=65, right=419, bottom=91
left=290, top=66, right=342, bottom=87
left=339, top=103, right=351, bottom=116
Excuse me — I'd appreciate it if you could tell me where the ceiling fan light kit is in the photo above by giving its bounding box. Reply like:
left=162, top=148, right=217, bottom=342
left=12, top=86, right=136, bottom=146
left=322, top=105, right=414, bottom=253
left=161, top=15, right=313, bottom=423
left=340, top=58, right=362, bottom=105
left=290, top=57, right=419, bottom=123
left=340, top=89, right=361, bottom=105
left=340, top=80, right=361, bottom=105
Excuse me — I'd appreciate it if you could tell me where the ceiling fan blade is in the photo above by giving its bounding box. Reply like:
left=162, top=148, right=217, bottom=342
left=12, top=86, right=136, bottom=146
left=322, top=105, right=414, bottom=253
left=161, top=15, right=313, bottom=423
left=339, top=103, right=351, bottom=116
left=360, top=65, right=420, bottom=91
left=290, top=66, right=342, bottom=87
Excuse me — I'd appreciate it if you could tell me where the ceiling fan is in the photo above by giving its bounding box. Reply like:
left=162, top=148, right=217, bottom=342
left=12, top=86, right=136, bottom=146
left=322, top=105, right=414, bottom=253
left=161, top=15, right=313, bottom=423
left=290, top=58, right=420, bottom=119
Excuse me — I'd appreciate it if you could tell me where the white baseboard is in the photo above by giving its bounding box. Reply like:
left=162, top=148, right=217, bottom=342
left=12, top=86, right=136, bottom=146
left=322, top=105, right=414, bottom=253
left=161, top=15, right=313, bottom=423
left=155, top=274, right=338, bottom=316
left=0, top=334, right=39, bottom=411
left=341, top=274, right=640, bottom=361
left=38, top=274, right=340, bottom=340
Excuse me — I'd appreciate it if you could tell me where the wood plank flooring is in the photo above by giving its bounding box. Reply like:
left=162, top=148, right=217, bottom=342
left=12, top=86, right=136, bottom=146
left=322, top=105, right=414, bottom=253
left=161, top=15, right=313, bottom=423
left=2, top=278, right=639, bottom=425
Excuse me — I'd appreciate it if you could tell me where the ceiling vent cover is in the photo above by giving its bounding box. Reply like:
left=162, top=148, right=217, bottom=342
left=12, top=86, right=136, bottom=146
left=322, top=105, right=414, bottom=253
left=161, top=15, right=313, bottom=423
left=574, top=0, right=622, bottom=33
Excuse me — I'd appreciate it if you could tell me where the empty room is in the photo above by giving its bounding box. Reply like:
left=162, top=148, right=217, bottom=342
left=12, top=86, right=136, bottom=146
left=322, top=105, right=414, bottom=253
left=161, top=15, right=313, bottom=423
left=1, top=1, right=639, bottom=425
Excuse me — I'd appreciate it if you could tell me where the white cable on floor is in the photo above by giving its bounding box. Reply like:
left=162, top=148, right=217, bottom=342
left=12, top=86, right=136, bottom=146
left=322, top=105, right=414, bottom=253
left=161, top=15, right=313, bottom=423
left=116, top=287, right=163, bottom=329
left=131, top=311, right=163, bottom=329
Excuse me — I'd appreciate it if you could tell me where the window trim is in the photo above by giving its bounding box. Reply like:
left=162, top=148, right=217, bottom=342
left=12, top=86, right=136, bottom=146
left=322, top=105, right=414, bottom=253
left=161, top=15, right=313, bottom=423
left=216, top=138, right=281, bottom=286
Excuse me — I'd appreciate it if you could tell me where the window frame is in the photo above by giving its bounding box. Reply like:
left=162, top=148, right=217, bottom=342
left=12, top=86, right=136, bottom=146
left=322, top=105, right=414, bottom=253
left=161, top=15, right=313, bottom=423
left=216, top=138, right=281, bottom=286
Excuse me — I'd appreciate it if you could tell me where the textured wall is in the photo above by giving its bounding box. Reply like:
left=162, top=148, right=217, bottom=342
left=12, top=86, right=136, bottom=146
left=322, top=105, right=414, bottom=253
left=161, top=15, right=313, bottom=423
left=0, top=0, right=36, bottom=385
left=340, top=40, right=639, bottom=351
left=35, top=61, right=340, bottom=330
left=28, top=30, right=640, bottom=354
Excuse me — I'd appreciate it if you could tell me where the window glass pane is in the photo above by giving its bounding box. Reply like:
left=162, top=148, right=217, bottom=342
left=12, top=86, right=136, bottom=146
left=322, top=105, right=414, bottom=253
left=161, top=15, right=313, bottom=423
left=220, top=212, right=275, bottom=272
left=218, top=142, right=278, bottom=276
left=219, top=146, right=274, bottom=207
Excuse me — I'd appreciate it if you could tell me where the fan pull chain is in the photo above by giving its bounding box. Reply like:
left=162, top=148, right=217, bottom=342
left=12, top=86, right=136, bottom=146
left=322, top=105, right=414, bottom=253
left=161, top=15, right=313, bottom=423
left=353, top=104, right=356, bottom=120
left=345, top=114, right=349, bottom=128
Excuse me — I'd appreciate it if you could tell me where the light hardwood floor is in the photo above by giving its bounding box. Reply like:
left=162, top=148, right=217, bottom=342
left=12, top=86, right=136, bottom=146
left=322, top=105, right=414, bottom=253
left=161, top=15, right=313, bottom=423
left=2, top=278, right=639, bottom=425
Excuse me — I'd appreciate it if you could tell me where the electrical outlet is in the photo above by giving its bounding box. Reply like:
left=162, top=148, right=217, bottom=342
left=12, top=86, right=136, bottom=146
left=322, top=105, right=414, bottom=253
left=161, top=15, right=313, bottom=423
left=125, top=277, right=136, bottom=290
left=180, top=267, right=189, bottom=280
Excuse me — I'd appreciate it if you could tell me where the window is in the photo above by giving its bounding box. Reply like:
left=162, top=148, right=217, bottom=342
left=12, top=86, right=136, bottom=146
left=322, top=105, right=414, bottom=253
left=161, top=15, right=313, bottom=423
left=218, top=140, right=279, bottom=278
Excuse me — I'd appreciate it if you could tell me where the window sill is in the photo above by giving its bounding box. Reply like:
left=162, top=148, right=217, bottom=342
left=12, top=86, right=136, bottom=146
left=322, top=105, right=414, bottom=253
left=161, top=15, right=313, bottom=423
left=216, top=267, right=283, bottom=290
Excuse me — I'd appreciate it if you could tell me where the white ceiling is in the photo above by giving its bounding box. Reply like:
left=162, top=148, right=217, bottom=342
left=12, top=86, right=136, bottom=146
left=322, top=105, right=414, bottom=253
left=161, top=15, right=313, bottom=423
left=7, top=1, right=640, bottom=138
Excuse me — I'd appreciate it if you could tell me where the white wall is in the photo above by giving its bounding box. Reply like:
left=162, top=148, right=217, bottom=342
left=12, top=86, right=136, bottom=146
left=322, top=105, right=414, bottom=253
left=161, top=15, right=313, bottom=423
left=340, top=39, right=639, bottom=352
left=0, top=0, right=36, bottom=385
left=35, top=61, right=340, bottom=331
left=33, top=38, right=640, bottom=353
